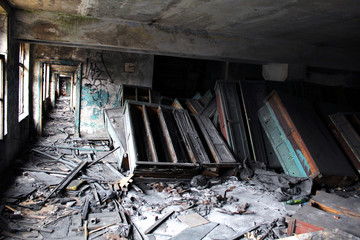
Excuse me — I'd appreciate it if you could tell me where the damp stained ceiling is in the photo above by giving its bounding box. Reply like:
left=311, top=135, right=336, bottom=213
left=5, top=0, right=360, bottom=70
left=8, top=0, right=360, bottom=49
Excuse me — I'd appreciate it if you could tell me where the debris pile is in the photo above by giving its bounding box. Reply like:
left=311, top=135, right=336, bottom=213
left=1, top=78, right=360, bottom=239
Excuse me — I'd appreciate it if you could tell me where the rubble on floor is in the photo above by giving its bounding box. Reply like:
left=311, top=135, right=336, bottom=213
left=2, top=78, right=360, bottom=239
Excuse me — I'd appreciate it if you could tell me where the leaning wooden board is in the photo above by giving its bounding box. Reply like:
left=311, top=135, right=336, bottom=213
left=193, top=114, right=237, bottom=165
left=215, top=81, right=250, bottom=162
left=122, top=100, right=213, bottom=177
left=291, top=204, right=360, bottom=237
left=258, top=91, right=357, bottom=186
left=329, top=113, right=360, bottom=174
left=103, top=107, right=127, bottom=169
left=310, top=190, right=360, bottom=218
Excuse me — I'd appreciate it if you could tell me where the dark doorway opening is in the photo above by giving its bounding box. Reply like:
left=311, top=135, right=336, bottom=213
left=59, top=76, right=71, bottom=97
left=152, top=55, right=226, bottom=99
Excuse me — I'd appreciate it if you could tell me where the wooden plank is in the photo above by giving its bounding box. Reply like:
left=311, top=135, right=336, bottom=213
left=173, top=109, right=210, bottom=164
left=124, top=101, right=202, bottom=175
left=146, top=106, right=173, bottom=163
left=239, top=80, right=269, bottom=164
left=310, top=190, right=360, bottom=218
left=144, top=211, right=175, bottom=234
left=199, top=96, right=217, bottom=118
left=185, top=99, right=203, bottom=114
left=261, top=91, right=357, bottom=186
left=194, top=115, right=236, bottom=163
left=103, top=108, right=127, bottom=169
left=136, top=161, right=197, bottom=167
left=142, top=105, right=159, bottom=163
left=266, top=91, right=318, bottom=177
left=172, top=99, right=184, bottom=109
left=258, top=105, right=308, bottom=177
left=158, top=107, right=178, bottom=163
left=287, top=219, right=324, bottom=236
left=291, top=204, right=360, bottom=237
left=350, top=114, right=360, bottom=132
left=285, top=228, right=360, bottom=240
left=198, top=90, right=212, bottom=107
left=161, top=108, right=190, bottom=163
left=329, top=113, right=360, bottom=173
left=124, top=103, right=139, bottom=173
left=215, top=81, right=250, bottom=162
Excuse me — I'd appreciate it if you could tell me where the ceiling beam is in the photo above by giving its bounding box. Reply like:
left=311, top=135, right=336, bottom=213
left=13, top=9, right=360, bottom=72
left=0, top=0, right=13, bottom=14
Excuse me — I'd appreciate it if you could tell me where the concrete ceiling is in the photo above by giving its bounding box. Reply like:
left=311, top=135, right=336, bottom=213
left=51, top=64, right=77, bottom=73
left=8, top=0, right=360, bottom=50
left=5, top=0, right=360, bottom=71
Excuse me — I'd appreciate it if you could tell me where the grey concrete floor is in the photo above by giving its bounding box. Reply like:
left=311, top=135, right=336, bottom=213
left=0, top=95, right=298, bottom=240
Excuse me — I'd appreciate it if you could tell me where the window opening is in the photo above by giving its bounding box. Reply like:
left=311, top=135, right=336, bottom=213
left=19, top=42, right=29, bottom=121
left=0, top=55, right=4, bottom=139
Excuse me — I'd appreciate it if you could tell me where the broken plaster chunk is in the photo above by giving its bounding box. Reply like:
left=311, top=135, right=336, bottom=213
left=66, top=201, right=76, bottom=208
left=178, top=213, right=209, bottom=228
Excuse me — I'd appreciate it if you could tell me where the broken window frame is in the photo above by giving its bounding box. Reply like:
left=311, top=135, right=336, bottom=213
left=42, top=63, right=50, bottom=102
left=46, top=63, right=50, bottom=99
left=18, top=42, right=30, bottom=121
left=0, top=54, right=4, bottom=140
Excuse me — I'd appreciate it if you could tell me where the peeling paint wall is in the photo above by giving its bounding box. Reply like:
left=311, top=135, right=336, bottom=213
left=31, top=45, right=154, bottom=138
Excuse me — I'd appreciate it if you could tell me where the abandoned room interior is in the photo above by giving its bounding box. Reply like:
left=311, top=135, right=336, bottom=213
left=0, top=0, right=359, bottom=239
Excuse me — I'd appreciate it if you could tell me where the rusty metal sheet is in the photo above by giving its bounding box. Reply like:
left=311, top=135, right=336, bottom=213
left=329, top=113, right=360, bottom=174
left=215, top=81, right=250, bottom=162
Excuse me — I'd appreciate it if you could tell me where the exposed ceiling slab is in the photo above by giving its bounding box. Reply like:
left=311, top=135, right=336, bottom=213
left=7, top=0, right=360, bottom=71
left=13, top=9, right=309, bottom=62
left=9, top=0, right=360, bottom=49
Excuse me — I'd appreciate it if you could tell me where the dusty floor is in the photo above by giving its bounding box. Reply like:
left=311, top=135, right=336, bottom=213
left=0, top=96, right=336, bottom=239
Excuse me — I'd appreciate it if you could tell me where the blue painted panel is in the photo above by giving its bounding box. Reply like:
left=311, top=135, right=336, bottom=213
left=258, top=103, right=307, bottom=177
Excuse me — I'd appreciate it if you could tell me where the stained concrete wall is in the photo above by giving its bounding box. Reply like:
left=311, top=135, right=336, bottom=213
left=31, top=45, right=154, bottom=138
left=0, top=9, right=31, bottom=177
